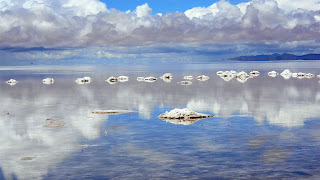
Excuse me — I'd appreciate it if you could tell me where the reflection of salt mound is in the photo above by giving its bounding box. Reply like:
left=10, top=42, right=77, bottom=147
left=268, top=71, right=279, bottom=77
left=158, top=108, right=213, bottom=124
left=177, top=81, right=192, bottom=85
left=236, top=71, right=249, bottom=83
left=197, top=75, right=209, bottom=81
left=183, top=76, right=193, bottom=80
left=280, top=69, right=292, bottom=80
left=117, top=76, right=129, bottom=82
left=42, top=78, right=54, bottom=85
left=75, top=77, right=92, bottom=84
left=106, top=76, right=117, bottom=84
left=161, top=118, right=204, bottom=125
left=160, top=73, right=173, bottom=82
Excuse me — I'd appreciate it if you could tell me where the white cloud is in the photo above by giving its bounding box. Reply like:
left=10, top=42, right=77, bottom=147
left=62, top=0, right=107, bottom=17
left=184, top=3, right=219, bottom=19
left=276, top=0, right=320, bottom=12
left=0, top=0, right=319, bottom=58
left=135, top=3, right=152, bottom=18
left=0, top=0, right=14, bottom=11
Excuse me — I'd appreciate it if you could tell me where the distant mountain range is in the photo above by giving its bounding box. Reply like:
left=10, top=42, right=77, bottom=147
left=230, top=53, right=320, bottom=61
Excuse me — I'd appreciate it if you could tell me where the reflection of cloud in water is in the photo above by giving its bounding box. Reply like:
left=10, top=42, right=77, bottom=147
left=186, top=77, right=320, bottom=128
left=263, top=148, right=290, bottom=163
left=0, top=84, right=112, bottom=179
left=248, top=136, right=267, bottom=150
left=0, top=70, right=319, bottom=178
left=125, top=144, right=174, bottom=163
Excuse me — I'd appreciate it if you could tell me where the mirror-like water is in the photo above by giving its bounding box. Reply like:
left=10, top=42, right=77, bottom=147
left=0, top=62, right=320, bottom=179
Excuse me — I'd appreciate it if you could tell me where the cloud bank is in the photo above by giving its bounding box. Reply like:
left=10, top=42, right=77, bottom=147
left=1, top=0, right=320, bottom=61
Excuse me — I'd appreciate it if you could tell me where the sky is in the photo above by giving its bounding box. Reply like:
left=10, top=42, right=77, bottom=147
left=102, top=0, right=250, bottom=14
left=1, top=0, right=320, bottom=64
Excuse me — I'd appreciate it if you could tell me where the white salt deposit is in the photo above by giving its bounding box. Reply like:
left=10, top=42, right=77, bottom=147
left=117, top=76, right=129, bottom=82
left=144, top=77, right=157, bottom=82
left=42, top=78, right=54, bottom=85
left=137, top=77, right=144, bottom=81
left=216, top=71, right=224, bottom=75
left=236, top=71, right=249, bottom=83
left=268, top=71, right=279, bottom=77
left=75, top=77, right=92, bottom=84
left=280, top=69, right=292, bottom=80
left=219, top=71, right=235, bottom=82
left=106, top=76, right=117, bottom=84
left=160, top=73, right=173, bottom=82
left=230, top=70, right=237, bottom=75
left=158, top=108, right=213, bottom=120
left=136, top=77, right=144, bottom=81
left=305, top=73, right=314, bottom=79
left=197, top=75, right=209, bottom=81
left=250, top=71, right=260, bottom=77
left=6, top=79, right=18, bottom=86
left=183, top=76, right=193, bottom=80
left=292, top=73, right=298, bottom=78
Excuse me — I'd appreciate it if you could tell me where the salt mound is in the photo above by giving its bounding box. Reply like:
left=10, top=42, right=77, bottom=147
left=183, top=76, right=193, bottom=80
left=197, top=75, right=209, bottom=81
left=268, top=71, right=278, bottom=77
left=118, top=76, right=129, bottom=82
left=75, top=77, right=92, bottom=84
left=158, top=108, right=213, bottom=119
left=6, top=79, right=18, bottom=86
left=42, top=78, right=54, bottom=85
left=280, top=69, right=292, bottom=80
left=106, top=76, right=117, bottom=84
left=160, top=73, right=173, bottom=82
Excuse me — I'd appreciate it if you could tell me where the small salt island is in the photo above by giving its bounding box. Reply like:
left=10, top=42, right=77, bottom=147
left=6, top=79, right=18, bottom=86
left=42, top=78, right=54, bottom=85
left=160, top=73, right=173, bottom=82
left=158, top=108, right=214, bottom=125
left=158, top=108, right=214, bottom=119
left=117, top=76, right=129, bottom=82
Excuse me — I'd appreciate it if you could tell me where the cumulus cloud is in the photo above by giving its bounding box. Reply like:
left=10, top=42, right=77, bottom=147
left=0, top=0, right=320, bottom=60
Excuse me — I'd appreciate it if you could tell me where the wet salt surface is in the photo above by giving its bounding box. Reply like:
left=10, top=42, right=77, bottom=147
left=0, top=62, right=320, bottom=179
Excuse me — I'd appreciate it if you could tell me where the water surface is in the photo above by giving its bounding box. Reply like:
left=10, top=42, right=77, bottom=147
left=0, top=61, right=320, bottom=179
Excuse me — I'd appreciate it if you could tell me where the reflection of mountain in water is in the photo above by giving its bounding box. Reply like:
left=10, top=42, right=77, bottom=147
left=0, top=69, right=319, bottom=179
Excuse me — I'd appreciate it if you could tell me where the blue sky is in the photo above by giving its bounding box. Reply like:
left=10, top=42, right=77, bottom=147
left=102, top=0, right=250, bottom=13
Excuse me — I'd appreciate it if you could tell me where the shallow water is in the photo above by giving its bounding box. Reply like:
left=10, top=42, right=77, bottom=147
left=0, top=61, right=320, bottom=179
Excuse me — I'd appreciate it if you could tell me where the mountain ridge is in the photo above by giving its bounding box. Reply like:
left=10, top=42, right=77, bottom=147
left=230, top=53, right=320, bottom=61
